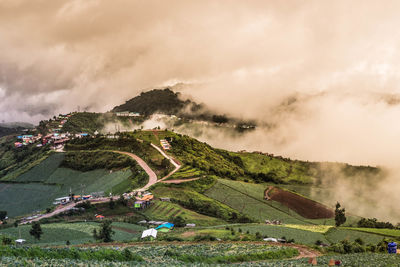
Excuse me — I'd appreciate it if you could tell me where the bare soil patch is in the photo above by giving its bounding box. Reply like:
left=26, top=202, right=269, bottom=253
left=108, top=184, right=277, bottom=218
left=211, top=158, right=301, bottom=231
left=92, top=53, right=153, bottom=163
left=267, top=186, right=334, bottom=219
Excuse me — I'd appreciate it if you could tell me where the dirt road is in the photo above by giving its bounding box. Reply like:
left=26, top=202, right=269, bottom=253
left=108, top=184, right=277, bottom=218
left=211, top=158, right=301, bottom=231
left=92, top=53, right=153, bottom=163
left=115, top=151, right=158, bottom=191
left=161, top=178, right=200, bottom=184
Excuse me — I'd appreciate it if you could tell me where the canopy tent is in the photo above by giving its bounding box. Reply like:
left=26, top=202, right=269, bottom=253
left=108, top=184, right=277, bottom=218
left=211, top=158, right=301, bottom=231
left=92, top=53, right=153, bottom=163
left=155, top=222, right=174, bottom=230
left=141, top=228, right=157, bottom=239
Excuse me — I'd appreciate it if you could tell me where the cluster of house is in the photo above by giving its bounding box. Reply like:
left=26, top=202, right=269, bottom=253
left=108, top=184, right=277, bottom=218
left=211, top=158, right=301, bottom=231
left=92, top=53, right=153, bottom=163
left=115, top=111, right=141, bottom=117
left=134, top=192, right=154, bottom=210
left=14, top=114, right=91, bottom=150
left=14, top=134, right=43, bottom=148
left=53, top=192, right=105, bottom=205
left=160, top=139, right=171, bottom=150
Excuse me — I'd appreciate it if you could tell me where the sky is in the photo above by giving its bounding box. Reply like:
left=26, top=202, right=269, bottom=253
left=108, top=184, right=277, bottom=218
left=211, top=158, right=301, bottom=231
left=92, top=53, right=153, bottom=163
left=2, top=0, right=400, bottom=167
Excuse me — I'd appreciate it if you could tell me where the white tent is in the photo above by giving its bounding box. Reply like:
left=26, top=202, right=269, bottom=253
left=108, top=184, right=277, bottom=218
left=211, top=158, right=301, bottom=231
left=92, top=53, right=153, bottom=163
left=141, top=228, right=157, bottom=239
left=15, top=239, right=26, bottom=245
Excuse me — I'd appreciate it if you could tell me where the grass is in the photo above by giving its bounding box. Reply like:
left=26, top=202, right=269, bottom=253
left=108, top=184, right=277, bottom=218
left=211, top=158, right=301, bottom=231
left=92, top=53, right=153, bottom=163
left=168, top=165, right=204, bottom=180
left=230, top=224, right=330, bottom=245
left=325, top=228, right=386, bottom=244
left=143, top=200, right=226, bottom=226
left=65, top=135, right=173, bottom=178
left=341, top=227, right=400, bottom=238
left=236, top=152, right=314, bottom=184
left=0, top=222, right=145, bottom=245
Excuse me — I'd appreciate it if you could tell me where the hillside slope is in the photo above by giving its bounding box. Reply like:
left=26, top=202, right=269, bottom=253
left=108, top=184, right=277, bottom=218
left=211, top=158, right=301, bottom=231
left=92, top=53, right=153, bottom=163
left=112, top=88, right=201, bottom=116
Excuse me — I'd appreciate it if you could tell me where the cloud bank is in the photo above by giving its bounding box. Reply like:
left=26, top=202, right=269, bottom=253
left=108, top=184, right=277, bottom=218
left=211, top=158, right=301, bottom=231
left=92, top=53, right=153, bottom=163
left=2, top=0, right=400, bottom=169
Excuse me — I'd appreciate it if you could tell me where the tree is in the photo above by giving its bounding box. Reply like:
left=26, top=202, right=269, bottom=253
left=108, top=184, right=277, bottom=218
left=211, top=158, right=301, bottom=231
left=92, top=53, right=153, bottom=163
left=109, top=198, right=115, bottom=209
left=335, top=202, right=346, bottom=227
left=29, top=222, right=43, bottom=241
left=170, top=215, right=186, bottom=227
left=161, top=158, right=170, bottom=169
left=1, top=236, right=12, bottom=245
left=117, top=195, right=128, bottom=207
left=0, top=211, right=7, bottom=220
left=94, top=220, right=115, bottom=243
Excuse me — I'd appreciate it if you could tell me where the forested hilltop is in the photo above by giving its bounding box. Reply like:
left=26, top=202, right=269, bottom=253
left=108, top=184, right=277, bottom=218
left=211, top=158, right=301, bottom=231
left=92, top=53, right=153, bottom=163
left=112, top=88, right=256, bottom=127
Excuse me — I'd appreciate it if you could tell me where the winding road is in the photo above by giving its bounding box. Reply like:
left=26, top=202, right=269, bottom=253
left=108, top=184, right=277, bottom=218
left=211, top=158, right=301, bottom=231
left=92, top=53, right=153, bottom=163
left=115, top=151, right=158, bottom=191
left=22, top=144, right=181, bottom=224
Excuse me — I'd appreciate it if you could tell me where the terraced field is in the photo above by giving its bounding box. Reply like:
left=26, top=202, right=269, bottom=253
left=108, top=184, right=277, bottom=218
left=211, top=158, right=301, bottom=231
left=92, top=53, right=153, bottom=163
left=143, top=200, right=226, bottom=226
left=205, top=180, right=308, bottom=224
left=168, top=165, right=203, bottom=180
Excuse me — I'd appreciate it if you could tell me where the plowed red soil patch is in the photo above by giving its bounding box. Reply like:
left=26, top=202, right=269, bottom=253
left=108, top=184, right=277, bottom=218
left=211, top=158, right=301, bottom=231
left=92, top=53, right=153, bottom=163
left=269, top=187, right=334, bottom=219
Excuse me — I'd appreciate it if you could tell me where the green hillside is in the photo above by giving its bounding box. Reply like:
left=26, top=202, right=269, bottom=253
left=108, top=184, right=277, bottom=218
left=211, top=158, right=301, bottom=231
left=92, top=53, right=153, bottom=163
left=0, top=136, right=50, bottom=181
left=61, top=112, right=144, bottom=134
left=65, top=134, right=173, bottom=178
left=113, top=88, right=197, bottom=116
left=112, top=88, right=255, bottom=127
left=0, top=152, right=146, bottom=217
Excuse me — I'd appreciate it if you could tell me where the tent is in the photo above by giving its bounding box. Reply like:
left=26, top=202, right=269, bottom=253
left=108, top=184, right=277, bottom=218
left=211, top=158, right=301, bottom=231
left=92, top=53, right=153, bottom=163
left=141, top=229, right=157, bottom=239
left=155, top=222, right=174, bottom=230
left=158, top=228, right=170, bottom=233
left=96, top=215, right=105, bottom=219
left=15, top=239, right=26, bottom=245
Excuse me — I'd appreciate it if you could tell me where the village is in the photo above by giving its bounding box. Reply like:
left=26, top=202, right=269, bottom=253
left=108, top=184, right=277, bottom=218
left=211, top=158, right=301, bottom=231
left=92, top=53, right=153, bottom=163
left=13, top=113, right=89, bottom=151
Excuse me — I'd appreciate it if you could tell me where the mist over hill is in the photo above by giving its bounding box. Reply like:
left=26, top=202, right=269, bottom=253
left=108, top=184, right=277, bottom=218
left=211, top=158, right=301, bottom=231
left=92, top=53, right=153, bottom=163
left=112, top=88, right=256, bottom=128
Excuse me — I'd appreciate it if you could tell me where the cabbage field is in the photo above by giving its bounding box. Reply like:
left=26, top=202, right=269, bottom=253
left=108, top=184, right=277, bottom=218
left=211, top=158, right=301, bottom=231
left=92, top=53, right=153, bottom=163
left=0, top=153, right=134, bottom=217
left=1, top=245, right=399, bottom=266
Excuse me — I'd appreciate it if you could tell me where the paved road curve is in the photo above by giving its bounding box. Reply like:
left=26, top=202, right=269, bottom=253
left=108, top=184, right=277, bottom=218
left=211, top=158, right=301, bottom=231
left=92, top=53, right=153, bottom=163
left=115, top=151, right=158, bottom=191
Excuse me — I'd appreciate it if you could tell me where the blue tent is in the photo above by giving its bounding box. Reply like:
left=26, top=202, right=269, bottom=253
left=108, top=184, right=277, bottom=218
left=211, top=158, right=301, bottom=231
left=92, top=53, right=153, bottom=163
left=156, top=223, right=174, bottom=230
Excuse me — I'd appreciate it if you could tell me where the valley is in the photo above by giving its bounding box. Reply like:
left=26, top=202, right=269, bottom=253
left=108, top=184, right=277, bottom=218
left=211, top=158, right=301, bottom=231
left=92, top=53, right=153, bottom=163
left=0, top=92, right=399, bottom=266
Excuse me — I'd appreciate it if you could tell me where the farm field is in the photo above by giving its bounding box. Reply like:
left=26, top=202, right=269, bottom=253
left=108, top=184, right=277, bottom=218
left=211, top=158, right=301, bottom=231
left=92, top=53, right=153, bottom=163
left=14, top=153, right=65, bottom=182
left=143, top=200, right=226, bottom=226
left=281, top=253, right=400, bottom=267
left=1, top=252, right=399, bottom=266
left=325, top=228, right=385, bottom=244
left=205, top=180, right=309, bottom=224
left=0, top=243, right=300, bottom=266
left=342, top=227, right=400, bottom=238
left=0, top=153, right=135, bottom=217
left=0, top=222, right=145, bottom=245
left=168, top=165, right=204, bottom=180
